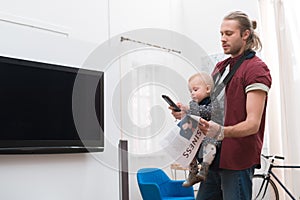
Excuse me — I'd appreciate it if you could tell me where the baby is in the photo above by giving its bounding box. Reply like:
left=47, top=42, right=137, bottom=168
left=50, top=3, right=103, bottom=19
left=178, top=72, right=218, bottom=187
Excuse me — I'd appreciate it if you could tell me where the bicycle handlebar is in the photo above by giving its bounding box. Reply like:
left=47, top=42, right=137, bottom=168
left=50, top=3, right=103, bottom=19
left=262, top=154, right=285, bottom=160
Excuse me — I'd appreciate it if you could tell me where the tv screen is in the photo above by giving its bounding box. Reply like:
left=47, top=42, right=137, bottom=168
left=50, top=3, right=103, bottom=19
left=0, top=55, right=104, bottom=154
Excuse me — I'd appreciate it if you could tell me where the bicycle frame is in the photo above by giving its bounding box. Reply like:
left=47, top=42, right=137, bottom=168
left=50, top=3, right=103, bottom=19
left=258, top=155, right=300, bottom=200
left=269, top=165, right=300, bottom=200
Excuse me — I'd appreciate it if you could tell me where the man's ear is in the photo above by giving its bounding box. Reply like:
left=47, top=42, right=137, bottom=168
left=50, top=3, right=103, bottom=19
left=242, top=29, right=250, bottom=41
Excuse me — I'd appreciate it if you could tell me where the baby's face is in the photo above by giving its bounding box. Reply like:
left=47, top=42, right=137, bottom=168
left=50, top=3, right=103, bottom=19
left=188, top=77, right=210, bottom=103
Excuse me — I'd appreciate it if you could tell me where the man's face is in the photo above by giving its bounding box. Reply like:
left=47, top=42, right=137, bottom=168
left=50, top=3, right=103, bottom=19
left=220, top=19, right=248, bottom=57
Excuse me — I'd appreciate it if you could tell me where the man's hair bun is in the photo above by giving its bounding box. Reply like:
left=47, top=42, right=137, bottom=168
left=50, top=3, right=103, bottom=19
left=252, top=20, right=257, bottom=29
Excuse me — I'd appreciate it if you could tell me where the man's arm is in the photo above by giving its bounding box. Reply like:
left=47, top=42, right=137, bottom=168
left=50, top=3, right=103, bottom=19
left=199, top=90, right=267, bottom=138
left=224, top=90, right=266, bottom=138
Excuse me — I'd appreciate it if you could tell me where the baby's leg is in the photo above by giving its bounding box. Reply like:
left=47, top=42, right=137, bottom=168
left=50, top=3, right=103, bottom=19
left=198, top=139, right=217, bottom=181
left=189, top=157, right=199, bottom=174
left=202, top=143, right=216, bottom=165
left=182, top=157, right=201, bottom=187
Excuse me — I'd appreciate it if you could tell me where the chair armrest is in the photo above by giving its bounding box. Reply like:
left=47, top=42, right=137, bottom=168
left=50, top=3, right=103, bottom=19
left=138, top=183, right=163, bottom=200
left=163, top=180, right=194, bottom=197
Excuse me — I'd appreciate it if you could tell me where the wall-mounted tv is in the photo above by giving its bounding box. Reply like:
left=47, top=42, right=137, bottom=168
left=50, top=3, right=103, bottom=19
left=0, top=55, right=104, bottom=154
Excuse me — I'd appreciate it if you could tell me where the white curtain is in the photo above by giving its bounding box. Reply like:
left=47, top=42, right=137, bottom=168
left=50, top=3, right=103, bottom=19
left=259, top=0, right=300, bottom=199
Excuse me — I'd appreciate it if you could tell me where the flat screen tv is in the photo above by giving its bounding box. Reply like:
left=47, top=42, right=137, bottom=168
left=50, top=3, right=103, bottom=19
left=0, top=55, right=104, bottom=154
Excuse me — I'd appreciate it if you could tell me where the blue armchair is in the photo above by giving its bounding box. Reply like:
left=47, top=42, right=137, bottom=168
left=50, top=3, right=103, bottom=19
left=137, top=168, right=195, bottom=200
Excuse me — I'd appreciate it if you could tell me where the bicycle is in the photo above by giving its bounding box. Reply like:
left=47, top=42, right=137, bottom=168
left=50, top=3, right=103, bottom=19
left=252, top=154, right=300, bottom=200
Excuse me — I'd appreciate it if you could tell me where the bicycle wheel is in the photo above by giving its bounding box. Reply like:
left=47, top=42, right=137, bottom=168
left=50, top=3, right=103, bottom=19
left=252, top=174, right=279, bottom=200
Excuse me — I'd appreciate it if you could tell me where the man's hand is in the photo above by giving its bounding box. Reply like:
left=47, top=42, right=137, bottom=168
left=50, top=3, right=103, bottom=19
left=169, top=103, right=188, bottom=120
left=199, top=118, right=224, bottom=140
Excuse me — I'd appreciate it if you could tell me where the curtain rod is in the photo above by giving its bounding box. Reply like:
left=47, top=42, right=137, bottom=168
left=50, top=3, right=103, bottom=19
left=120, top=36, right=181, bottom=54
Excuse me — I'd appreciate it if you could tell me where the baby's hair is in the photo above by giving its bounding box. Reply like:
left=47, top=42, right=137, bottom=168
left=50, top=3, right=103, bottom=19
left=189, top=71, right=214, bottom=91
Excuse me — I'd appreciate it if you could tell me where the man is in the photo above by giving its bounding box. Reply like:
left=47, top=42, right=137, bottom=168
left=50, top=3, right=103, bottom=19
left=171, top=11, right=272, bottom=199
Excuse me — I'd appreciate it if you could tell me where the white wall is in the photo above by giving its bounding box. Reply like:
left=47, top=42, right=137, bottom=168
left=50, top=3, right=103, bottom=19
left=0, top=1, right=260, bottom=200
